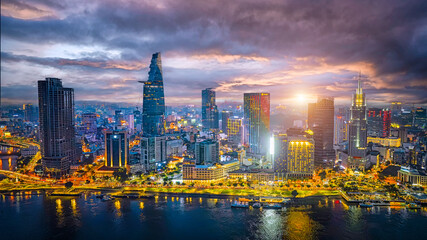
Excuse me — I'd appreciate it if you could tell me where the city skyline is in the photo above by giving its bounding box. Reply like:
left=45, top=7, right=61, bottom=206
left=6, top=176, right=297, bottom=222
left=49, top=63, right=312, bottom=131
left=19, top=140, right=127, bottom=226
left=1, top=0, right=427, bottom=106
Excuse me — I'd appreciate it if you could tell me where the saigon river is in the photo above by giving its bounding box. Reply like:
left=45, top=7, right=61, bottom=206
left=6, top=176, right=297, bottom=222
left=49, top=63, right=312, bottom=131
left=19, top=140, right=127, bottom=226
left=1, top=193, right=426, bottom=240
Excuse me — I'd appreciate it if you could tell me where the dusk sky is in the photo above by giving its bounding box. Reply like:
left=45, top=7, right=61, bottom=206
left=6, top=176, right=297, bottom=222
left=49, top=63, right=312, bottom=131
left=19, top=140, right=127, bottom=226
left=1, top=0, right=427, bottom=106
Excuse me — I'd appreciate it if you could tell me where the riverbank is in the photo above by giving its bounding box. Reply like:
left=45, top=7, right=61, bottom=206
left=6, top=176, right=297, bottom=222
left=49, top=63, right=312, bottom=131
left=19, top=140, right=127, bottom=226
left=0, top=184, right=340, bottom=199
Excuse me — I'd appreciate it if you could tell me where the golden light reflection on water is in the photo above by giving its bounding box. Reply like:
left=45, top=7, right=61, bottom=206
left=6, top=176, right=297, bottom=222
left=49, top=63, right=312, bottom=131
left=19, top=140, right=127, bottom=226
left=284, top=206, right=320, bottom=240
left=56, top=198, right=65, bottom=227
left=114, top=200, right=122, bottom=217
left=140, top=201, right=144, bottom=210
left=71, top=199, right=78, bottom=217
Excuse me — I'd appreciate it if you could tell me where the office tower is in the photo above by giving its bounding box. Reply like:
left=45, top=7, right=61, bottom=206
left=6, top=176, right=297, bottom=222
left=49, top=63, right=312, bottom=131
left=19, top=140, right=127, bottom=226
left=391, top=102, right=402, bottom=119
left=81, top=113, right=97, bottom=134
left=141, top=136, right=166, bottom=171
left=227, top=116, right=243, bottom=145
left=115, top=110, right=124, bottom=127
left=307, top=103, right=316, bottom=129
left=104, top=131, right=128, bottom=167
left=195, top=139, right=219, bottom=164
left=140, top=53, right=166, bottom=172
left=367, top=108, right=391, bottom=137
left=141, top=52, right=165, bottom=136
left=307, top=96, right=335, bottom=168
left=202, top=88, right=219, bottom=130
left=274, top=134, right=314, bottom=180
left=23, top=104, right=38, bottom=122
left=348, top=77, right=367, bottom=170
left=133, top=108, right=142, bottom=132
left=38, top=78, right=76, bottom=175
left=221, top=110, right=232, bottom=134
left=244, top=93, right=270, bottom=154
left=414, top=107, right=426, bottom=128
left=335, top=107, right=350, bottom=145
left=128, top=114, right=134, bottom=134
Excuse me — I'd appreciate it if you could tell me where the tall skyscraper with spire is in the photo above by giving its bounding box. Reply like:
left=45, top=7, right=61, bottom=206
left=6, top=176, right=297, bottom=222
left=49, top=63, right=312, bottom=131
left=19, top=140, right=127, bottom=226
left=140, top=52, right=166, bottom=172
left=348, top=74, right=367, bottom=170
left=141, top=52, right=165, bottom=136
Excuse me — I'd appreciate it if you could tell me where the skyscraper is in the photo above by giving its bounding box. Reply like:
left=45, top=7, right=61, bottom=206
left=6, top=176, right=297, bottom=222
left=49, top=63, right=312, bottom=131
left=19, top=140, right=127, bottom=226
left=307, top=96, right=335, bottom=168
left=221, top=110, right=232, bottom=134
left=141, top=52, right=165, bottom=136
left=195, top=139, right=219, bottom=164
left=274, top=134, right=314, bottom=180
left=140, top=52, right=166, bottom=172
left=367, top=108, right=391, bottom=137
left=105, top=130, right=128, bottom=168
left=202, top=88, right=219, bottom=130
left=38, top=78, right=76, bottom=176
left=23, top=104, right=38, bottom=122
left=348, top=77, right=367, bottom=170
left=227, top=116, right=243, bottom=145
left=244, top=93, right=270, bottom=154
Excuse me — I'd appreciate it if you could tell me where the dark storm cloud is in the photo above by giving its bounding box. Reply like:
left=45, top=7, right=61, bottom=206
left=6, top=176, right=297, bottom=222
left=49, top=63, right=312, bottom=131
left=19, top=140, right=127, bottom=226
left=1, top=0, right=427, bottom=104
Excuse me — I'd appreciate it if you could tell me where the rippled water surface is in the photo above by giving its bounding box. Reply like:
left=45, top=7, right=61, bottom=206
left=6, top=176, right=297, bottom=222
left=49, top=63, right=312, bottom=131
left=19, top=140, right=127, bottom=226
left=1, top=194, right=426, bottom=240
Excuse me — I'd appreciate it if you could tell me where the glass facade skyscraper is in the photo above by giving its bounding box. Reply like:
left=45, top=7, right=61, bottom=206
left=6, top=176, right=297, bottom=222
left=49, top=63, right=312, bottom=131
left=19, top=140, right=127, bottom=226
left=307, top=96, right=335, bottom=168
left=202, top=88, right=219, bottom=130
left=105, top=130, right=128, bottom=167
left=142, top=52, right=165, bottom=137
left=348, top=78, right=367, bottom=170
left=243, top=93, right=270, bottom=154
left=140, top=52, right=166, bottom=172
left=38, top=78, right=76, bottom=175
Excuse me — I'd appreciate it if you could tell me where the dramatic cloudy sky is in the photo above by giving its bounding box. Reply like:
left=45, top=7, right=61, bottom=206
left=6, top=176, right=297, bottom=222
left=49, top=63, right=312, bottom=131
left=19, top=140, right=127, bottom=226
left=1, top=0, right=427, bottom=106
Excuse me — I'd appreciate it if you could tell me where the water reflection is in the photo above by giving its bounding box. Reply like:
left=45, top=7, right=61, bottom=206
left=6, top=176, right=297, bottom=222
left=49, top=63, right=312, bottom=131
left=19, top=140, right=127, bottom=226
left=284, top=206, right=320, bottom=240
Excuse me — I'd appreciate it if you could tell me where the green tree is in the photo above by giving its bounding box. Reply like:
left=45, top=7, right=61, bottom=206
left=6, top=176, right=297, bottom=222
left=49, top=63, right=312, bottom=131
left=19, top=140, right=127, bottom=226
left=291, top=190, right=298, bottom=198
left=65, top=181, right=73, bottom=189
left=113, top=167, right=128, bottom=182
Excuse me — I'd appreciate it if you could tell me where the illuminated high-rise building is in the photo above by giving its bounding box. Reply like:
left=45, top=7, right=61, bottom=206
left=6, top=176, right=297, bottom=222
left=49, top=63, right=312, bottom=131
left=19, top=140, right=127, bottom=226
left=195, top=139, right=219, bottom=164
left=335, top=108, right=349, bottom=145
left=141, top=52, right=165, bottom=136
left=348, top=76, right=367, bottom=170
left=38, top=78, right=76, bottom=175
left=244, top=93, right=270, bottom=154
left=141, top=136, right=166, bottom=171
left=367, top=108, right=391, bottom=137
left=202, top=88, right=219, bottom=130
left=221, top=110, right=232, bottom=134
left=140, top=53, right=166, bottom=172
left=104, top=130, right=128, bottom=168
left=115, top=110, right=124, bottom=127
left=274, top=134, right=314, bottom=180
left=307, top=96, right=335, bottom=168
left=227, top=116, right=243, bottom=145
left=391, top=102, right=402, bottom=119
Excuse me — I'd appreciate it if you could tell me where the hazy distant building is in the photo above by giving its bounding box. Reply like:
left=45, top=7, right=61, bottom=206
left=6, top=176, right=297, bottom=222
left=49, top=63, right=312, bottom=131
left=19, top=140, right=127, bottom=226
left=195, top=139, right=219, bottom=164
left=308, top=96, right=335, bottom=168
left=104, top=131, right=128, bottom=167
left=115, top=110, right=124, bottom=127
left=274, top=134, right=314, bottom=179
left=202, top=88, right=219, bottom=130
left=221, top=110, right=232, bottom=134
left=38, top=78, right=76, bottom=175
left=81, top=113, right=97, bottom=134
left=367, top=108, right=391, bottom=137
left=348, top=77, right=368, bottom=170
left=244, top=93, right=270, bottom=154
left=23, top=104, right=38, bottom=123
left=391, top=102, right=402, bottom=119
